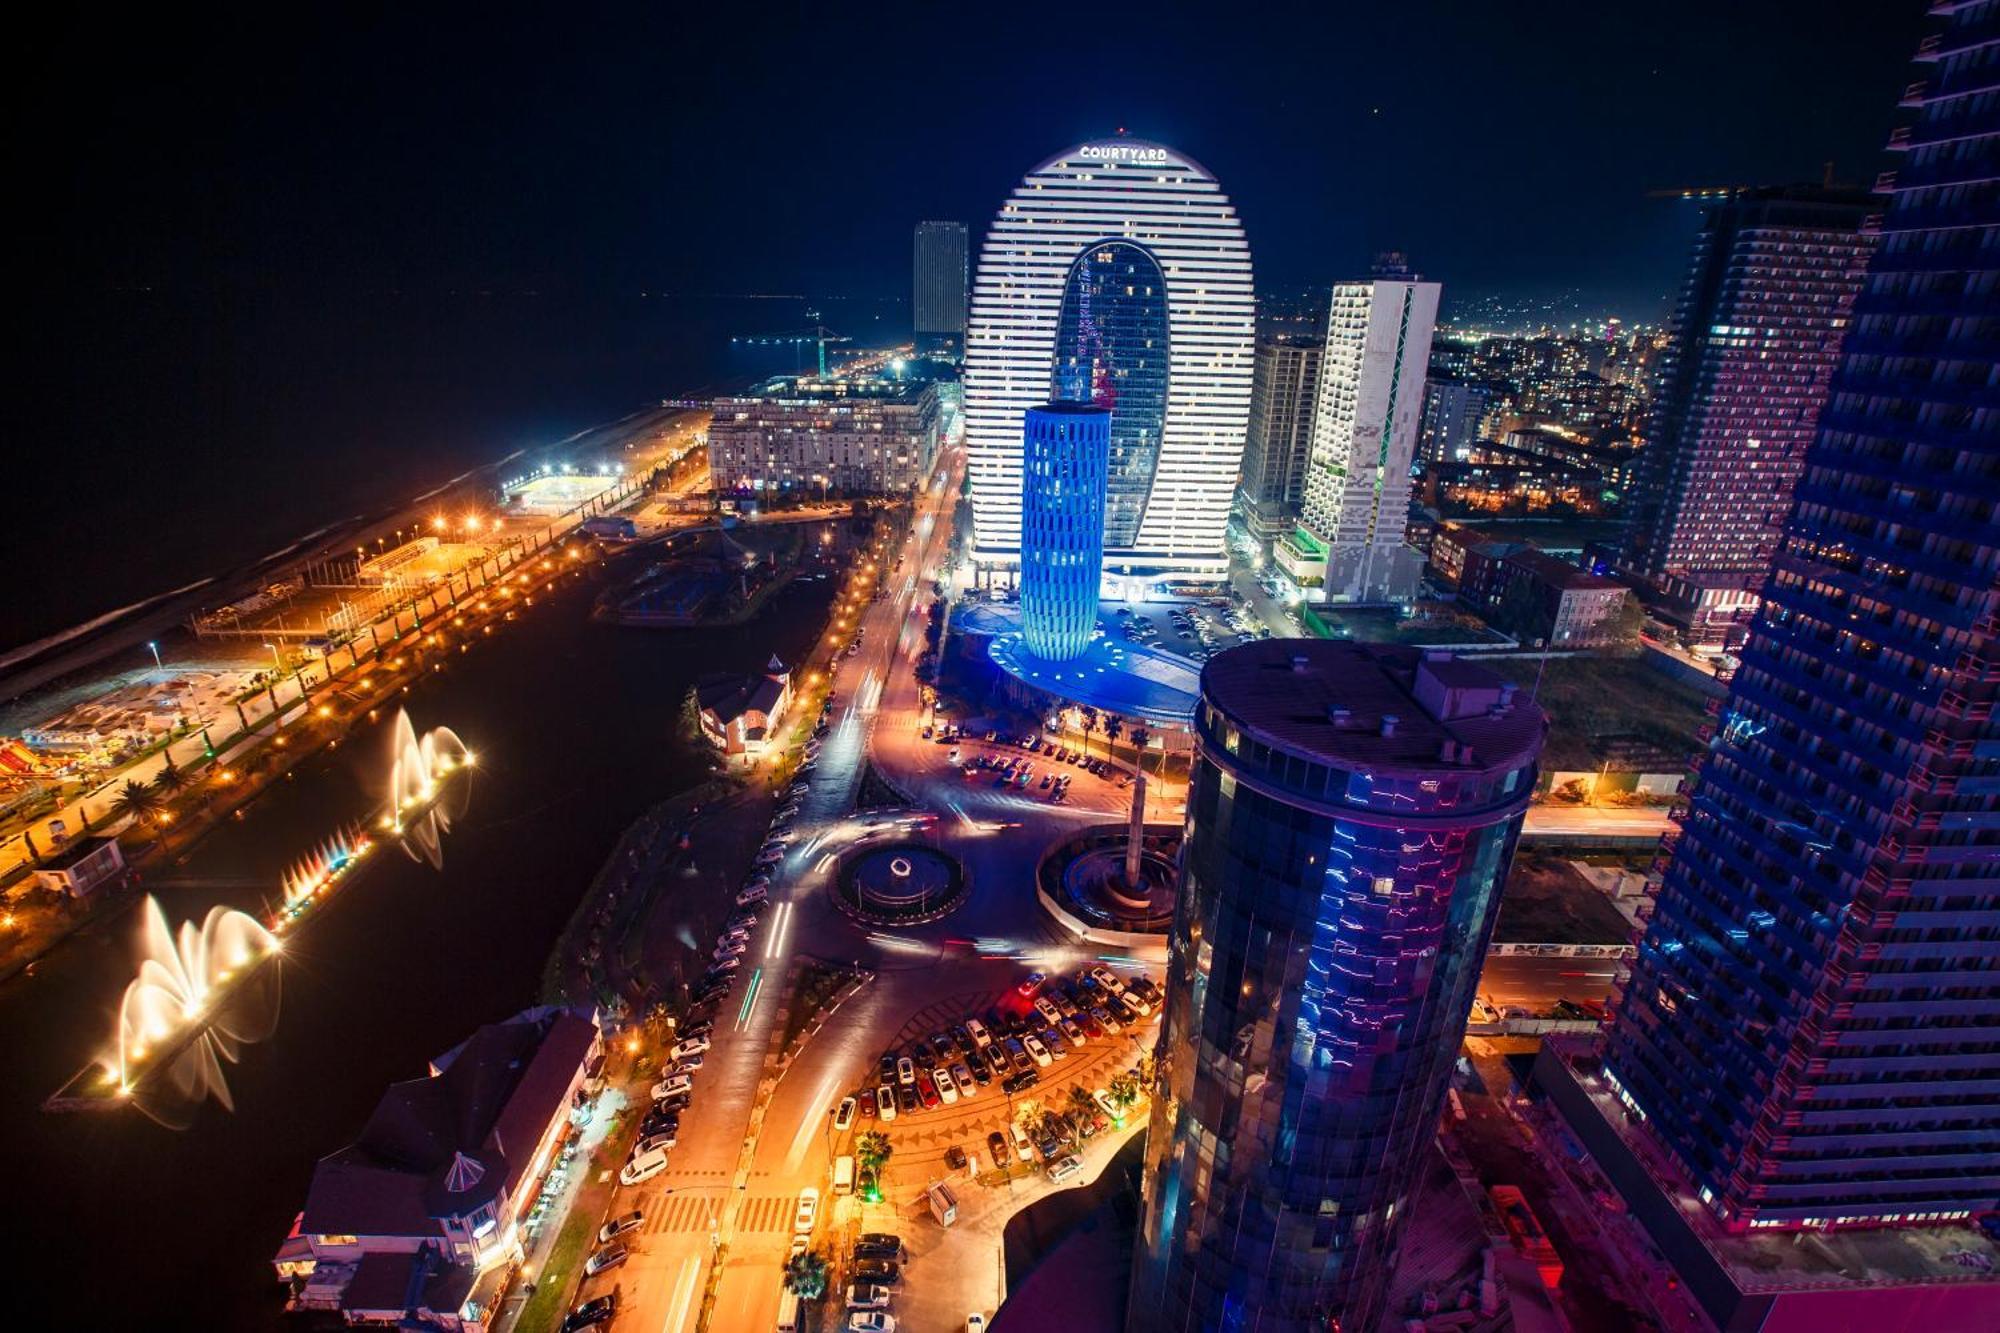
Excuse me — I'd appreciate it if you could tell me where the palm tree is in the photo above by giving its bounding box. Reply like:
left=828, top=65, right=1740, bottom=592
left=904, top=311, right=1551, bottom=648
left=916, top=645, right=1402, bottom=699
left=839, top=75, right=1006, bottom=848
left=110, top=778, right=162, bottom=826
left=1066, top=1084, right=1098, bottom=1125
left=1080, top=706, right=1099, bottom=758
left=782, top=1248, right=829, bottom=1300
left=1130, top=726, right=1152, bottom=777
left=855, top=1129, right=894, bottom=1178
left=152, top=758, right=188, bottom=798
left=1104, top=715, right=1124, bottom=762
left=1106, top=1071, right=1143, bottom=1120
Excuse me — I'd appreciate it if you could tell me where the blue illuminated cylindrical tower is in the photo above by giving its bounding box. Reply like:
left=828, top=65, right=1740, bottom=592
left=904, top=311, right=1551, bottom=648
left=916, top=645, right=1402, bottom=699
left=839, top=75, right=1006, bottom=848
left=1019, top=402, right=1110, bottom=661
left=1129, top=641, right=1546, bottom=1333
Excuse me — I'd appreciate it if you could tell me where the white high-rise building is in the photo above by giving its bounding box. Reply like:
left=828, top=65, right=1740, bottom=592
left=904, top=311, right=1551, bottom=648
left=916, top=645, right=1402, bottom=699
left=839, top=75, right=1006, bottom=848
left=963, top=138, right=1254, bottom=580
left=1275, top=274, right=1440, bottom=604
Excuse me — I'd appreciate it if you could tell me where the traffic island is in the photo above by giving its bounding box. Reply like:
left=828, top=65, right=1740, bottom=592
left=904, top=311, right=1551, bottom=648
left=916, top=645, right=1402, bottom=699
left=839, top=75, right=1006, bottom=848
left=832, top=842, right=966, bottom=926
left=1036, top=824, right=1179, bottom=946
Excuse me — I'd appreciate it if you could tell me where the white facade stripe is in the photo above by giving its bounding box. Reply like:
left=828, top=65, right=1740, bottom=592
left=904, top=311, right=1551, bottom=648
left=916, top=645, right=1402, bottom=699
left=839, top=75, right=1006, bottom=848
left=963, top=139, right=1254, bottom=574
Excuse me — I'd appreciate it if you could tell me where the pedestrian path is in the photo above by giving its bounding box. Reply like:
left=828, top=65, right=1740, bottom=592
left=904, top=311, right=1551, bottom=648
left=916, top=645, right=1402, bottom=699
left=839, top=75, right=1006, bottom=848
left=643, top=1191, right=727, bottom=1234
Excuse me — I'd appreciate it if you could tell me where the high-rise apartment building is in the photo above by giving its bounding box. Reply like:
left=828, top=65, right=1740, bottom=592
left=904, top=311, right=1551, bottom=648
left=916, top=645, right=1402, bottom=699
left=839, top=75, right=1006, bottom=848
left=1273, top=271, right=1440, bottom=604
left=1604, top=2, right=2000, bottom=1233
left=1237, top=333, right=1324, bottom=543
left=1130, top=641, right=1546, bottom=1332
left=1417, top=375, right=1493, bottom=465
left=913, top=221, right=968, bottom=358
left=1018, top=403, right=1110, bottom=661
left=1623, top=185, right=1876, bottom=652
left=963, top=137, right=1254, bottom=580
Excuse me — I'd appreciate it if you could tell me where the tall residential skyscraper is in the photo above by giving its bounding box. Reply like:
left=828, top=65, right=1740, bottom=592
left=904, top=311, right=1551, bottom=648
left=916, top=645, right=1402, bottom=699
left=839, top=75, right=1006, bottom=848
left=1622, top=186, right=1876, bottom=651
left=963, top=137, right=1254, bottom=580
left=1130, top=641, right=1546, bottom=1333
left=1603, top=3, right=2000, bottom=1232
left=1237, top=333, right=1324, bottom=543
left=1018, top=403, right=1110, bottom=661
left=1273, top=269, right=1440, bottom=604
left=912, top=221, right=968, bottom=358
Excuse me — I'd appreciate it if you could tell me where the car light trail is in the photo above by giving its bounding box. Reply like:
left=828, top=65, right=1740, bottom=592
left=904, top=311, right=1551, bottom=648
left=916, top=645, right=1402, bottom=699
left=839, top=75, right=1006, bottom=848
left=764, top=902, right=794, bottom=961
left=735, top=967, right=763, bottom=1029
left=663, top=1254, right=702, bottom=1333
left=784, top=1069, right=845, bottom=1170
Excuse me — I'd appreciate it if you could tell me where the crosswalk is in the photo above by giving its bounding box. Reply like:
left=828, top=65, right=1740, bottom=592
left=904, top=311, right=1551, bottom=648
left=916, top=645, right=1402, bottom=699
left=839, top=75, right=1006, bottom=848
left=738, top=1194, right=805, bottom=1234
left=643, top=1193, right=726, bottom=1235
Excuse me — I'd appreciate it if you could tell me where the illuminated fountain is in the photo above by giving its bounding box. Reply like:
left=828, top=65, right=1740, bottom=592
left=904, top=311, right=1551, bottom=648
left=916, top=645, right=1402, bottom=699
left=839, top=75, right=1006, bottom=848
left=276, top=824, right=372, bottom=926
left=87, top=896, right=284, bottom=1126
left=383, top=709, right=473, bottom=868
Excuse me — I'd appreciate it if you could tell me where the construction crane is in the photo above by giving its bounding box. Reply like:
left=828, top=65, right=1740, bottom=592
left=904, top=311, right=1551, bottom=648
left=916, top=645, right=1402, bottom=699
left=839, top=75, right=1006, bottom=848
left=730, top=315, right=851, bottom=377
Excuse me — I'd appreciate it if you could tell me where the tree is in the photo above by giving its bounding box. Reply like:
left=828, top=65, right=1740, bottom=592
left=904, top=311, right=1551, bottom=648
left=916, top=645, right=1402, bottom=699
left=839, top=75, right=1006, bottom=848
left=110, top=778, right=162, bottom=826
left=855, top=1130, right=894, bottom=1178
left=1106, top=1071, right=1143, bottom=1119
left=1605, top=590, right=1648, bottom=651
left=1495, top=575, right=1547, bottom=643
left=783, top=1248, right=829, bottom=1301
left=1129, top=726, right=1152, bottom=777
left=1080, top=706, right=1100, bottom=758
left=152, top=758, right=188, bottom=798
left=1066, top=1084, right=1098, bottom=1124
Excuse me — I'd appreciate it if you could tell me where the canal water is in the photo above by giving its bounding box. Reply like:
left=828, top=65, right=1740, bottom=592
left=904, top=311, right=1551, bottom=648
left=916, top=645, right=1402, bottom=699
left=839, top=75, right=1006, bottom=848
left=0, top=536, right=843, bottom=1328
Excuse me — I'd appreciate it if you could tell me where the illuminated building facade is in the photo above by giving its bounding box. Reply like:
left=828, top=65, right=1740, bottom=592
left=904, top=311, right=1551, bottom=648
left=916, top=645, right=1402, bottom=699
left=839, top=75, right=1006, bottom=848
left=1274, top=270, right=1441, bottom=604
left=913, top=221, right=968, bottom=358
left=707, top=373, right=941, bottom=497
left=963, top=137, right=1254, bottom=578
left=1604, top=1, right=2000, bottom=1232
left=1018, top=403, right=1111, bottom=661
left=1237, top=333, right=1324, bottom=543
left=1623, top=185, right=1875, bottom=651
left=1130, top=642, right=1545, bottom=1332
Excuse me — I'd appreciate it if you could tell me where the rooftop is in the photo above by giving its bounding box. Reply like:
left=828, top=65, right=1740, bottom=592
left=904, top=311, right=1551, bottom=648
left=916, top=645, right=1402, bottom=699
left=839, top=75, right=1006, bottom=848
left=1505, top=548, right=1623, bottom=592
left=299, top=1008, right=595, bottom=1237
left=1200, top=640, right=1547, bottom=776
left=961, top=604, right=1202, bottom=726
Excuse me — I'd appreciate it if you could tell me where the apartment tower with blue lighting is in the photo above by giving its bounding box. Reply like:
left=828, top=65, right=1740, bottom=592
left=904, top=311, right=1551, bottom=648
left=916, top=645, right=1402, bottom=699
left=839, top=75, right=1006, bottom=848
left=1018, top=402, right=1111, bottom=661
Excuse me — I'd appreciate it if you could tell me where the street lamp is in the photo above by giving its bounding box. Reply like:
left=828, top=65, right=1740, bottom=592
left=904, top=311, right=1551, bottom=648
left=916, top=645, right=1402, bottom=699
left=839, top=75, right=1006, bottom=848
left=146, top=641, right=163, bottom=672
left=263, top=642, right=281, bottom=672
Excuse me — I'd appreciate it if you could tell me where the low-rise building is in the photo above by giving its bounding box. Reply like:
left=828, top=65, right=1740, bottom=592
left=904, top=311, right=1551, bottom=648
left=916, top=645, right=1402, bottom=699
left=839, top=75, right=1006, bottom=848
left=696, top=656, right=793, bottom=759
left=708, top=372, right=941, bottom=497
left=1467, top=549, right=1631, bottom=647
left=32, top=835, right=126, bottom=897
left=273, top=1007, right=600, bottom=1331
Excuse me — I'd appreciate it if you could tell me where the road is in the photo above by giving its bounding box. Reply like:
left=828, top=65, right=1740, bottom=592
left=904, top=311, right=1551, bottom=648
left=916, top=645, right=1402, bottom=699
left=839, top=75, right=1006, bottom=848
left=559, top=441, right=1171, bottom=1333
left=1478, top=953, right=1621, bottom=1011
left=1521, top=803, right=1671, bottom=840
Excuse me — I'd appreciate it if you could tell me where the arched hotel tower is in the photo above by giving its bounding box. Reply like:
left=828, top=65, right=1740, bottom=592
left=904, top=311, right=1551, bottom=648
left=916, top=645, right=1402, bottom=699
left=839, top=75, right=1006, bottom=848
left=964, top=137, right=1254, bottom=578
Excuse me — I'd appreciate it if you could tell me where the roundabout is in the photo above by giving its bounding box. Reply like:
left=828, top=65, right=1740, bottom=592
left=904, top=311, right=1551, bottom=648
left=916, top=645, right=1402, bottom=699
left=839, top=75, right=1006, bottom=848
left=1038, top=824, right=1180, bottom=943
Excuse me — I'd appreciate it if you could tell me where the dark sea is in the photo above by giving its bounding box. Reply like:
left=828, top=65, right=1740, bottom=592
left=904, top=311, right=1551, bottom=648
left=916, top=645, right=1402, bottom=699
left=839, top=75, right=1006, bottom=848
left=6, top=285, right=904, bottom=654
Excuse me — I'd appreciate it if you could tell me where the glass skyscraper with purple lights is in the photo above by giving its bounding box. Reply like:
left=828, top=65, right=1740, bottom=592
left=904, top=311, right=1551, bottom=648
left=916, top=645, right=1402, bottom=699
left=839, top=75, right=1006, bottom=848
left=1018, top=402, right=1110, bottom=661
left=1129, top=641, right=1546, bottom=1332
left=1604, top=0, right=2000, bottom=1232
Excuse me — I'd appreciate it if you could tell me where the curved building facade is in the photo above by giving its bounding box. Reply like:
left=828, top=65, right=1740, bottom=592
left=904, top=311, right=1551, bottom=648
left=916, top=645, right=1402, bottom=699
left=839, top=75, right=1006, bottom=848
left=1129, top=642, right=1546, bottom=1333
left=965, top=138, right=1254, bottom=577
left=1018, top=403, right=1110, bottom=661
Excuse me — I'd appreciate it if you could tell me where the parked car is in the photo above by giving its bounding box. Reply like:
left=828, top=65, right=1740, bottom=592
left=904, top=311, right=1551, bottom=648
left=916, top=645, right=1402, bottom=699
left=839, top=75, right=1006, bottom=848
left=634, top=1130, right=677, bottom=1155
left=965, top=1019, right=992, bottom=1050
left=1010, top=1122, right=1034, bottom=1161
left=583, top=1243, right=628, bottom=1276
left=564, top=1295, right=618, bottom=1332
left=944, top=1144, right=969, bottom=1172
left=922, top=1071, right=948, bottom=1107
left=1048, top=1154, right=1084, bottom=1184
left=1001, top=1069, right=1040, bottom=1095
left=1092, top=1004, right=1123, bottom=1035
left=793, top=1187, right=820, bottom=1235
left=651, top=1073, right=693, bottom=1102
left=1023, top=1035, right=1053, bottom=1068
left=847, top=1283, right=894, bottom=1311
left=879, top=1053, right=898, bottom=1082
left=853, top=1259, right=902, bottom=1286
left=895, top=1082, right=919, bottom=1114
left=670, top=1036, right=711, bottom=1061
left=858, top=1088, right=877, bottom=1119
left=620, top=1147, right=668, bottom=1185
left=833, top=1095, right=858, bottom=1132
left=670, top=1053, right=705, bottom=1074
left=988, top=1130, right=1010, bottom=1164
left=597, top=1210, right=643, bottom=1244
left=1089, top=966, right=1127, bottom=996
left=951, top=1063, right=977, bottom=1098
left=735, top=884, right=768, bottom=908
left=855, top=1232, right=904, bottom=1259
left=847, top=1314, right=896, bottom=1333
left=896, top=1056, right=916, bottom=1086
left=878, top=1083, right=898, bottom=1122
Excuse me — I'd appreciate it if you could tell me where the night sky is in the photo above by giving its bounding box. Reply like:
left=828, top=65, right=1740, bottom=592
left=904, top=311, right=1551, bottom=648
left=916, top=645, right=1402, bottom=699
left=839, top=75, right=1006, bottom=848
left=22, top=0, right=1924, bottom=317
